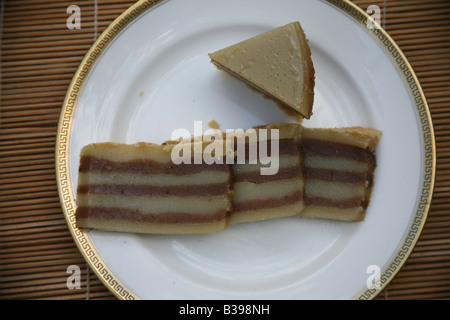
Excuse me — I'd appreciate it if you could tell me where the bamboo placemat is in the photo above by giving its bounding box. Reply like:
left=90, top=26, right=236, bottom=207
left=1, top=0, right=449, bottom=300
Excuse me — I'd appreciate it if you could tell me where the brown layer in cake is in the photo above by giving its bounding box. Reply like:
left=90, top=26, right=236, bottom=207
left=77, top=183, right=229, bottom=197
left=232, top=138, right=300, bottom=159
left=302, top=139, right=376, bottom=163
left=304, top=167, right=371, bottom=185
left=79, top=156, right=229, bottom=174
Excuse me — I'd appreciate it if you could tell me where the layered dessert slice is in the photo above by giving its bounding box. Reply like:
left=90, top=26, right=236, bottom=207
left=75, top=123, right=382, bottom=235
left=209, top=21, right=315, bottom=119
left=75, top=141, right=233, bottom=234
left=229, top=123, right=305, bottom=225
left=299, top=126, right=382, bottom=221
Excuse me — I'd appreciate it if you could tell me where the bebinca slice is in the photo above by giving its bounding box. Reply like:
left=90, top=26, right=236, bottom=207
left=208, top=21, right=315, bottom=119
left=229, top=123, right=305, bottom=225
left=299, top=126, right=382, bottom=222
left=75, top=141, right=233, bottom=234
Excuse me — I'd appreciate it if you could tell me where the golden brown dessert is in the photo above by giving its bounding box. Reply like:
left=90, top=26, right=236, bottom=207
left=75, top=141, right=233, bottom=234
left=209, top=22, right=315, bottom=119
left=299, top=126, right=382, bottom=221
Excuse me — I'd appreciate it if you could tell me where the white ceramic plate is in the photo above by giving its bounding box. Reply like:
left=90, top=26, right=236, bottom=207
left=56, top=0, right=435, bottom=299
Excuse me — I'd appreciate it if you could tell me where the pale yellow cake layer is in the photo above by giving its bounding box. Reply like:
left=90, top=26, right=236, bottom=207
left=80, top=142, right=173, bottom=163
left=305, top=179, right=366, bottom=200
left=80, top=140, right=234, bottom=164
left=229, top=200, right=305, bottom=225
left=76, top=194, right=231, bottom=215
left=299, top=205, right=365, bottom=222
left=232, top=179, right=304, bottom=203
left=77, top=217, right=228, bottom=234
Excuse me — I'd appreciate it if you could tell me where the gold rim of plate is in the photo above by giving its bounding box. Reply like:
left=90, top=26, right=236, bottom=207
left=55, top=0, right=436, bottom=300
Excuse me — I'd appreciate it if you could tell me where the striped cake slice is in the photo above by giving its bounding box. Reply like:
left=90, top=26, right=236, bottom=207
left=75, top=141, right=233, bottom=234
left=299, top=126, right=382, bottom=221
left=229, top=123, right=305, bottom=225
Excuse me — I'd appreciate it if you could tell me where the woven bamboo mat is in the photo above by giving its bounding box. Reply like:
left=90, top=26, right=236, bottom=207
left=0, top=0, right=449, bottom=300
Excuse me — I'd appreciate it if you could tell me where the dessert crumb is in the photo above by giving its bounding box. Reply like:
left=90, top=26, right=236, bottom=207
left=208, top=120, right=220, bottom=130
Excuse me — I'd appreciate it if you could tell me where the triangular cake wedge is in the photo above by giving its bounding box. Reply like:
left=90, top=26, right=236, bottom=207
left=209, top=22, right=315, bottom=119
